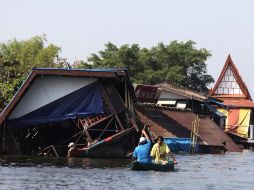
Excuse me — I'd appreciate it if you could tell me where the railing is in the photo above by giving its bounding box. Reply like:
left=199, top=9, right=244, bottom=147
left=226, top=124, right=254, bottom=142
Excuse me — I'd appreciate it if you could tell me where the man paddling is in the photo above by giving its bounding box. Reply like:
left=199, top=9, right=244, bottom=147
left=151, top=136, right=177, bottom=165
left=132, top=129, right=152, bottom=163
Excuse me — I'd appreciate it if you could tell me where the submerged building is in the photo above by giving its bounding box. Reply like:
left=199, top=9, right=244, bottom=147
left=0, top=68, right=139, bottom=157
left=0, top=64, right=244, bottom=157
left=135, top=83, right=241, bottom=153
left=209, top=55, right=254, bottom=146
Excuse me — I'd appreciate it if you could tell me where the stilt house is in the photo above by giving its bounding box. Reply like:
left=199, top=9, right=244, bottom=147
left=209, top=55, right=254, bottom=145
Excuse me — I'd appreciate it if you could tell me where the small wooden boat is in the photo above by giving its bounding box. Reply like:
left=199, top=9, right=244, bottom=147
left=129, top=161, right=175, bottom=171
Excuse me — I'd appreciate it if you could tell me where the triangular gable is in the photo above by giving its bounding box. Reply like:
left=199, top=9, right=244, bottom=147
left=209, top=55, right=252, bottom=100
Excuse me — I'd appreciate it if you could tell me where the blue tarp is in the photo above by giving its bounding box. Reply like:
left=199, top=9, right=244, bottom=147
left=204, top=103, right=226, bottom=117
left=164, top=138, right=199, bottom=153
left=207, top=98, right=228, bottom=109
left=8, top=82, right=104, bottom=128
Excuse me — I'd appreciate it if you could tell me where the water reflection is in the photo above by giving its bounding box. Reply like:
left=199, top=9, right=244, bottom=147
left=1, top=152, right=254, bottom=190
left=0, top=155, right=131, bottom=169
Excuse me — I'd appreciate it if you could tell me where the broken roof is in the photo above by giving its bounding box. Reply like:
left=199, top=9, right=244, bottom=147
left=0, top=68, right=135, bottom=127
left=135, top=83, right=207, bottom=103
left=136, top=104, right=241, bottom=152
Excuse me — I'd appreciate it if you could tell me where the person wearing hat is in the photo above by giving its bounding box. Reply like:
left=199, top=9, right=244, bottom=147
left=150, top=136, right=177, bottom=164
left=132, top=129, right=152, bottom=163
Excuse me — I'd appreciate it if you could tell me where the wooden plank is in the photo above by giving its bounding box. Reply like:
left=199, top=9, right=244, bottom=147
left=100, top=85, right=125, bottom=130
left=80, top=114, right=113, bottom=129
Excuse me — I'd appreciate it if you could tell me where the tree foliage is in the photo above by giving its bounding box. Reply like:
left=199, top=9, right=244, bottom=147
left=0, top=35, right=62, bottom=111
left=0, top=37, right=214, bottom=112
left=74, top=40, right=214, bottom=92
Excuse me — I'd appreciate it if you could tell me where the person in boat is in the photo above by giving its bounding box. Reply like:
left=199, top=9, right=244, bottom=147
left=150, top=136, right=177, bottom=165
left=132, top=129, right=152, bottom=163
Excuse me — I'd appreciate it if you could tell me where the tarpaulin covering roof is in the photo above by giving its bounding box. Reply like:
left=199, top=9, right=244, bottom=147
left=0, top=68, right=135, bottom=127
left=7, top=82, right=103, bottom=128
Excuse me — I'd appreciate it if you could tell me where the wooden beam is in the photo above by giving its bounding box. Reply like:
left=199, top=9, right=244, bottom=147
left=100, top=85, right=125, bottom=130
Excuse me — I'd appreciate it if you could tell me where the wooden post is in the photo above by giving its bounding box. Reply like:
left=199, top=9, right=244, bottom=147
left=2, top=120, right=6, bottom=153
left=125, top=78, right=128, bottom=107
left=250, top=125, right=254, bottom=140
left=51, top=145, right=59, bottom=158
left=79, top=119, right=92, bottom=143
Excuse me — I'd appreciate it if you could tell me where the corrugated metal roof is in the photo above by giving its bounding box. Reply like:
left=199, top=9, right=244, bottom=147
left=223, top=99, right=254, bottom=108
left=136, top=104, right=241, bottom=152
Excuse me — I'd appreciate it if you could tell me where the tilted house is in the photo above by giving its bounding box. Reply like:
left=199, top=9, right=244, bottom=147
left=135, top=83, right=241, bottom=153
left=209, top=55, right=254, bottom=144
left=0, top=68, right=139, bottom=157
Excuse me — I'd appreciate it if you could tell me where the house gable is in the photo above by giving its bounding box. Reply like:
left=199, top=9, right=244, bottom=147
left=209, top=55, right=252, bottom=100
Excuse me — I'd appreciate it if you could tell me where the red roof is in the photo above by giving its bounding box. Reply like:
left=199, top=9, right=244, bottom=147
left=223, top=99, right=254, bottom=108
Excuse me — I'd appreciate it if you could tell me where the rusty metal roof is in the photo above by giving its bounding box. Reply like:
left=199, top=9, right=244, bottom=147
left=136, top=104, right=241, bottom=152
left=222, top=99, right=254, bottom=108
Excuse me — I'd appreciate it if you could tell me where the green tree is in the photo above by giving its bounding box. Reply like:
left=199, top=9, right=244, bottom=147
left=0, top=35, right=62, bottom=112
left=75, top=40, right=214, bottom=92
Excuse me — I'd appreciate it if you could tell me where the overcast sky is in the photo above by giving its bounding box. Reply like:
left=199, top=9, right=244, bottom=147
left=1, top=0, right=254, bottom=96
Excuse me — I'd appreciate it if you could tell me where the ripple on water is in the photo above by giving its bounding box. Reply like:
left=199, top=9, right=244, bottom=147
left=0, top=152, right=254, bottom=190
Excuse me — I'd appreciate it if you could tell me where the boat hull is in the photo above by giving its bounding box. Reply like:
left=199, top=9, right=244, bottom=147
left=129, top=161, right=174, bottom=172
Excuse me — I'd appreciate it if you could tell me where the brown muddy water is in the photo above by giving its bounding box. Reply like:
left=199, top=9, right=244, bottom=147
left=1, top=151, right=254, bottom=190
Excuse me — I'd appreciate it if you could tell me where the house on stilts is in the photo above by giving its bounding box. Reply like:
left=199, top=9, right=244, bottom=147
left=0, top=68, right=140, bottom=158
left=209, top=55, right=254, bottom=147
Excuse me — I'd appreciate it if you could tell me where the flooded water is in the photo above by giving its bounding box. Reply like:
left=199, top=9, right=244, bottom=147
left=1, top=151, right=254, bottom=190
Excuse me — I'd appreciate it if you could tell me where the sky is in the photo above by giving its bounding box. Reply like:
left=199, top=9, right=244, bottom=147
left=1, top=0, right=254, bottom=96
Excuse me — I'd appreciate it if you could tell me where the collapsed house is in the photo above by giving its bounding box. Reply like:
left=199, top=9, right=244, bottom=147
left=209, top=55, right=254, bottom=147
left=0, top=68, right=140, bottom=158
left=135, top=83, right=241, bottom=153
